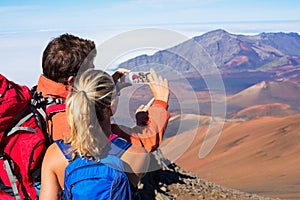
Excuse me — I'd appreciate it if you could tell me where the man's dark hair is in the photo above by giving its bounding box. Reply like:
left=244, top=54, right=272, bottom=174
left=42, top=33, right=97, bottom=84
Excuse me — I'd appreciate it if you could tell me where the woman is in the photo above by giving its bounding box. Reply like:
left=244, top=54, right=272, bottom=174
left=40, top=68, right=169, bottom=199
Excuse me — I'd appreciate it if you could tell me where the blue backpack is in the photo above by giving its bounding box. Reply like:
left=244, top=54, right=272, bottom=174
left=55, top=137, right=132, bottom=200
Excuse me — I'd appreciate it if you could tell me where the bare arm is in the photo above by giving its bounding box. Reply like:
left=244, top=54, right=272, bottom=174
left=120, top=144, right=150, bottom=186
left=40, top=144, right=67, bottom=200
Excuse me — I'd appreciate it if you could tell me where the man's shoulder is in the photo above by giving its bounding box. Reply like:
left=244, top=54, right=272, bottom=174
left=51, top=112, right=69, bottom=140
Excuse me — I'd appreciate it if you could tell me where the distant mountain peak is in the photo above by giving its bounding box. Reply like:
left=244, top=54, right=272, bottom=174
left=228, top=80, right=300, bottom=112
left=204, top=29, right=230, bottom=35
left=259, top=31, right=300, bottom=38
left=194, top=29, right=232, bottom=41
left=257, top=80, right=269, bottom=89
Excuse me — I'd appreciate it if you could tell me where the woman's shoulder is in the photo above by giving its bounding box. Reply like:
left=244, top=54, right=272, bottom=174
left=43, top=142, right=69, bottom=169
left=46, top=142, right=62, bottom=156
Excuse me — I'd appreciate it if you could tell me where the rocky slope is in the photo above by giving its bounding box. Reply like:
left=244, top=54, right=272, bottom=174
left=137, top=152, right=280, bottom=200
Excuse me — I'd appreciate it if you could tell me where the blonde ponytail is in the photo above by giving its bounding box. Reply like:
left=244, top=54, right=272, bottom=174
left=65, top=69, right=116, bottom=160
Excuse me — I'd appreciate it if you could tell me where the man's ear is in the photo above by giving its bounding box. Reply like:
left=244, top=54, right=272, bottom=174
left=107, top=105, right=113, bottom=116
left=67, top=76, right=74, bottom=86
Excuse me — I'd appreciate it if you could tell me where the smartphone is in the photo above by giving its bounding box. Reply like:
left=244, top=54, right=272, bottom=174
left=126, top=71, right=150, bottom=84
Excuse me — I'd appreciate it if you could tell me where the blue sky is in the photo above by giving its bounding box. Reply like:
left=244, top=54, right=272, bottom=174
left=1, top=0, right=300, bottom=34
left=1, top=0, right=300, bottom=86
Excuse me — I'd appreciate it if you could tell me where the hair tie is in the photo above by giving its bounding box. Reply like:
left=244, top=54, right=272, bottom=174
left=79, top=90, right=88, bottom=98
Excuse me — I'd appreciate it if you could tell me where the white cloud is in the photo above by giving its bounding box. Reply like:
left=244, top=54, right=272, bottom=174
left=0, top=5, right=39, bottom=13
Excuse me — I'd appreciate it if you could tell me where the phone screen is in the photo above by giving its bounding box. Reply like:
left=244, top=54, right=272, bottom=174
left=126, top=71, right=150, bottom=84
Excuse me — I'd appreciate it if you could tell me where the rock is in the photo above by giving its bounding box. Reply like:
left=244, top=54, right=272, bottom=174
left=160, top=186, right=167, bottom=192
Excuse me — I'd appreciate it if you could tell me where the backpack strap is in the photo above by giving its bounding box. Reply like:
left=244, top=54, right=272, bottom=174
left=5, top=112, right=36, bottom=137
left=1, top=155, right=21, bottom=200
left=55, top=137, right=131, bottom=160
left=109, top=137, right=132, bottom=157
left=46, top=103, right=66, bottom=119
left=30, top=88, right=66, bottom=120
left=31, top=88, right=66, bottom=141
left=55, top=140, right=72, bottom=161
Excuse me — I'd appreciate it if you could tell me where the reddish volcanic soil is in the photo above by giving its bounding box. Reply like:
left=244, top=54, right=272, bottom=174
left=162, top=114, right=300, bottom=199
left=231, top=103, right=299, bottom=120
left=225, top=55, right=249, bottom=67
left=227, top=80, right=300, bottom=110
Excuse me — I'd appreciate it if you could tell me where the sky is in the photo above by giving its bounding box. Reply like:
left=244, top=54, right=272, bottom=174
left=1, top=0, right=300, bottom=86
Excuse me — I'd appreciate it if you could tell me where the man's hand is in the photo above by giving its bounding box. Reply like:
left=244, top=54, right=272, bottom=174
left=112, top=68, right=132, bottom=94
left=147, top=68, right=169, bottom=103
left=135, top=98, right=154, bottom=126
left=135, top=98, right=154, bottom=113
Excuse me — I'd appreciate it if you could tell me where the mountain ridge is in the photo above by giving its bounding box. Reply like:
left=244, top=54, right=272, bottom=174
left=119, top=29, right=300, bottom=73
left=118, top=29, right=300, bottom=98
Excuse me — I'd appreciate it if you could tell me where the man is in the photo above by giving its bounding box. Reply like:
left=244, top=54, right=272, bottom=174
left=36, top=33, right=96, bottom=140
left=37, top=33, right=170, bottom=152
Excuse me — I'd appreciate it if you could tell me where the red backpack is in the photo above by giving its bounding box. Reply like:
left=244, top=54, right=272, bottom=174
left=0, top=74, right=51, bottom=200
